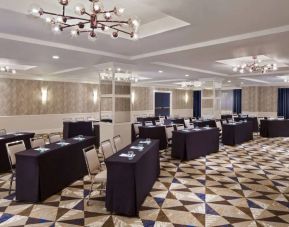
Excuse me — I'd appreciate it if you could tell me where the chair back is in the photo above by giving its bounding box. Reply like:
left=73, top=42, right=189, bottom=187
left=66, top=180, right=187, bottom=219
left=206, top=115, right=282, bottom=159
left=75, top=117, right=84, bottom=121
left=49, top=134, right=61, bottom=143
left=159, top=117, right=165, bottom=125
left=0, top=129, right=7, bottom=136
left=278, top=116, right=285, bottom=120
left=176, top=125, right=185, bottom=131
left=30, top=137, right=45, bottom=148
left=216, top=121, right=222, bottom=130
left=83, top=145, right=101, bottom=176
left=113, top=135, right=122, bottom=152
left=184, top=119, right=190, bottom=128
left=145, top=121, right=153, bottom=126
left=133, top=123, right=142, bottom=135
left=101, top=140, right=114, bottom=160
left=165, top=126, right=174, bottom=140
left=227, top=118, right=234, bottom=123
left=6, top=140, right=26, bottom=166
left=87, top=117, right=95, bottom=121
left=155, top=120, right=161, bottom=126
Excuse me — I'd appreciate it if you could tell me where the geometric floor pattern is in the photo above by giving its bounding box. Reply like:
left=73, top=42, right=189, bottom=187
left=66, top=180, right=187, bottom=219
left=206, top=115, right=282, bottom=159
left=1, top=136, right=289, bottom=226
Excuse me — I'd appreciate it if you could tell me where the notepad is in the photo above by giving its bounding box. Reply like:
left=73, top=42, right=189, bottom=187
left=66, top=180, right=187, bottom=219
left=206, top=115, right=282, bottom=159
left=34, top=148, right=50, bottom=152
left=193, top=128, right=201, bottom=131
left=130, top=146, right=144, bottom=151
left=56, top=142, right=70, bottom=146
left=73, top=137, right=85, bottom=141
left=139, top=141, right=151, bottom=144
left=119, top=153, right=135, bottom=158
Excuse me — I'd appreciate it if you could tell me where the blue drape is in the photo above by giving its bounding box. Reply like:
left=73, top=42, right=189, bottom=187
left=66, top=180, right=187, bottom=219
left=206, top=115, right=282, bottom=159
left=233, top=89, right=242, bottom=114
left=193, top=91, right=201, bottom=118
left=278, top=88, right=289, bottom=119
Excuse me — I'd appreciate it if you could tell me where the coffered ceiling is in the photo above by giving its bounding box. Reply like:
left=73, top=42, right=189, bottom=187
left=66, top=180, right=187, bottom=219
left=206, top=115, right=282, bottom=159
left=0, top=0, right=289, bottom=87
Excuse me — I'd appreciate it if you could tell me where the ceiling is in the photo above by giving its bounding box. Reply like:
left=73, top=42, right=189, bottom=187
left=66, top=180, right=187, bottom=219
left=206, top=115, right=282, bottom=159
left=0, top=0, right=289, bottom=88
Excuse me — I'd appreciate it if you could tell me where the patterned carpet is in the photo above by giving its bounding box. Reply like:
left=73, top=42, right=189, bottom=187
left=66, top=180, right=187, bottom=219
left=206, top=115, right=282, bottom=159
left=1, top=136, right=289, bottom=226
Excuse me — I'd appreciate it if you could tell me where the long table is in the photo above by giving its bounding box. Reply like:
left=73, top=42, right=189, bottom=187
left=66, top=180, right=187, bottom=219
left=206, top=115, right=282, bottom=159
left=193, top=119, right=217, bottom=128
left=16, top=136, right=95, bottom=202
left=139, top=125, right=167, bottom=150
left=105, top=139, right=160, bottom=216
left=0, top=132, right=35, bottom=173
left=222, top=122, right=253, bottom=146
left=63, top=121, right=100, bottom=147
left=171, top=127, right=219, bottom=160
left=260, top=119, right=289, bottom=137
left=234, top=117, right=259, bottom=132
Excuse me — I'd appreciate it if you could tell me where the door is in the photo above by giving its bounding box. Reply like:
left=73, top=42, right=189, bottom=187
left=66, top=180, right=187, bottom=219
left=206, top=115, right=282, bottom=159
left=155, top=92, right=170, bottom=117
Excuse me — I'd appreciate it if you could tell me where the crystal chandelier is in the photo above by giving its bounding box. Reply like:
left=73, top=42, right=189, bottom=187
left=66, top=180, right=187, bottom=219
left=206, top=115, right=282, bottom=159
left=0, top=66, right=16, bottom=74
left=180, top=81, right=202, bottom=88
left=100, top=71, right=139, bottom=83
left=232, top=56, right=278, bottom=74
left=29, top=0, right=140, bottom=41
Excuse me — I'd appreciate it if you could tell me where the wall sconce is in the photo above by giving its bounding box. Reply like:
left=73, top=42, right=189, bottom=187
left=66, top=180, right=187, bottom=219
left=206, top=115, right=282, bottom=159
left=41, top=87, right=48, bottom=105
left=93, top=90, right=98, bottom=104
left=185, top=92, right=189, bottom=104
left=131, top=91, right=135, bottom=105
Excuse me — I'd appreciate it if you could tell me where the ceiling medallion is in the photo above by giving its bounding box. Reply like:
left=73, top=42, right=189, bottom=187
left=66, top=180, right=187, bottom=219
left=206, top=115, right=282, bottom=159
left=29, top=0, right=140, bottom=41
left=0, top=66, right=16, bottom=74
left=233, top=56, right=278, bottom=74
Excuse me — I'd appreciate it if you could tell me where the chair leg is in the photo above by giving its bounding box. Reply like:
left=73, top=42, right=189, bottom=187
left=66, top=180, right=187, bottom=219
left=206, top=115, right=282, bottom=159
left=9, top=173, right=14, bottom=195
left=87, top=181, right=94, bottom=206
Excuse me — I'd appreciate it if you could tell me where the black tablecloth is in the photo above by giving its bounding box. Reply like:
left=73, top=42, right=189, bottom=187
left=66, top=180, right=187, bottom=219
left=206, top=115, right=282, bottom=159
left=16, top=136, right=96, bottom=202
left=172, top=128, right=219, bottom=161
left=136, top=117, right=160, bottom=126
left=222, top=122, right=253, bottom=146
left=194, top=120, right=217, bottom=128
left=139, top=126, right=167, bottom=150
left=260, top=119, right=289, bottom=137
left=105, top=139, right=160, bottom=216
left=170, top=118, right=185, bottom=125
left=234, top=117, right=259, bottom=132
left=0, top=132, right=35, bottom=173
left=63, top=121, right=99, bottom=147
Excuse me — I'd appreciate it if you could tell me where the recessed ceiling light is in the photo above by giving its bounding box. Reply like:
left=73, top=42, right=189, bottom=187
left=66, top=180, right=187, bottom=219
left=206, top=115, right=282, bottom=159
left=52, top=55, right=60, bottom=59
left=185, top=74, right=189, bottom=77
left=228, top=80, right=231, bottom=83
left=158, top=70, right=163, bottom=73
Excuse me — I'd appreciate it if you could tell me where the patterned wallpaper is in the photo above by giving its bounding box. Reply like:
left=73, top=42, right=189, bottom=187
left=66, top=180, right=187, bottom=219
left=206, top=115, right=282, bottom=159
left=0, top=78, right=99, bottom=116
left=131, top=86, right=193, bottom=111
left=242, top=86, right=278, bottom=113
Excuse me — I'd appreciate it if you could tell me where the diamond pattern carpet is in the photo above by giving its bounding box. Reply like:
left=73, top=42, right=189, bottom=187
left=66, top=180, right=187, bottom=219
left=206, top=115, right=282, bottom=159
left=1, top=136, right=289, bottom=226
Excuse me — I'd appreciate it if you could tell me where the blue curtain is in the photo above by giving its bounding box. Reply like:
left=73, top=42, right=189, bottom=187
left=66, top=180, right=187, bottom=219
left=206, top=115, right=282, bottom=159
left=193, top=91, right=201, bottom=118
left=233, top=89, right=242, bottom=114
left=278, top=88, right=289, bottom=119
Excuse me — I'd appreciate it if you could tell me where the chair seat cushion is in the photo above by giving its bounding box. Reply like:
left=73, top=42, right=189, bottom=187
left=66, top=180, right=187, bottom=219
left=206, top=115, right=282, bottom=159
left=94, top=169, right=107, bottom=182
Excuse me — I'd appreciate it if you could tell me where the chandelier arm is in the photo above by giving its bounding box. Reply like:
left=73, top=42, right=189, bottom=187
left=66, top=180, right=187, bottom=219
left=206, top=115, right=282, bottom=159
left=61, top=21, right=90, bottom=29
left=42, top=11, right=91, bottom=22
left=96, top=20, right=129, bottom=24
left=98, top=22, right=131, bottom=35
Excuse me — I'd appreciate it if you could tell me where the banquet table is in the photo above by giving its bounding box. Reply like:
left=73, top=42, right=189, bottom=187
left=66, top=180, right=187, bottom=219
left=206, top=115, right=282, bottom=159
left=222, top=122, right=253, bottom=146
left=221, top=114, right=233, bottom=120
left=0, top=132, right=35, bottom=173
left=234, top=117, right=259, bottom=132
left=260, top=119, right=289, bottom=137
left=136, top=117, right=160, bottom=125
left=193, top=119, right=217, bottom=128
left=139, top=125, right=167, bottom=150
left=171, top=127, right=219, bottom=161
left=105, top=139, right=160, bottom=217
left=15, top=136, right=95, bottom=202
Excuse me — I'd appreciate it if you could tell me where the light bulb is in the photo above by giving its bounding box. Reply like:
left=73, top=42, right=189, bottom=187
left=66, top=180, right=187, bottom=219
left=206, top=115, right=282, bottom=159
left=0, top=67, right=5, bottom=72
left=56, top=16, right=63, bottom=23
left=28, top=4, right=43, bottom=17
left=52, top=25, right=61, bottom=34
left=12, top=69, right=16, bottom=74
left=74, top=4, right=85, bottom=15
left=59, top=0, right=69, bottom=6
left=233, top=67, right=238, bottom=72
left=115, top=7, right=125, bottom=16
left=239, top=69, right=244, bottom=74
left=111, top=31, right=118, bottom=39
left=70, top=29, right=79, bottom=37
left=45, top=17, right=52, bottom=23
left=104, top=12, right=112, bottom=20
left=131, top=33, right=139, bottom=40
